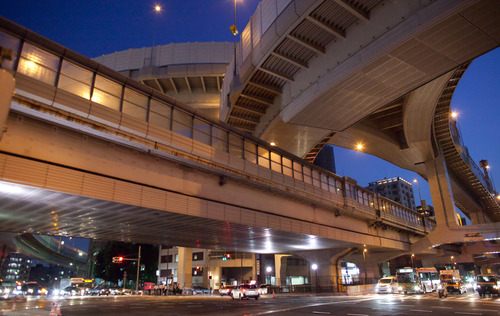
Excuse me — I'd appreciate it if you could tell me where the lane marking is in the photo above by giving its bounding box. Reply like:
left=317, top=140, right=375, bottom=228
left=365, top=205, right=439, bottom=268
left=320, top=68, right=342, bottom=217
left=432, top=306, right=452, bottom=309
left=347, top=314, right=368, bottom=316
left=455, top=313, right=483, bottom=315
left=473, top=309, right=497, bottom=312
left=410, top=310, right=433, bottom=313
left=312, top=312, right=331, bottom=315
left=248, top=297, right=377, bottom=315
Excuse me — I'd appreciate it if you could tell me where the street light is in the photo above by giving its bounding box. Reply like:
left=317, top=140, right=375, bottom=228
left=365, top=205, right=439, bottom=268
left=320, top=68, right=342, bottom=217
left=411, top=254, right=415, bottom=268
left=311, top=264, right=318, bottom=293
left=413, top=179, right=422, bottom=206
left=355, top=143, right=364, bottom=151
left=149, top=4, right=162, bottom=66
left=362, top=248, right=368, bottom=285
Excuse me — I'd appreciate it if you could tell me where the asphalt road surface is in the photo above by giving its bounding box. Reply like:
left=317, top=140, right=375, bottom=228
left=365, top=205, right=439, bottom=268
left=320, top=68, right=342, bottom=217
left=1, top=291, right=499, bottom=315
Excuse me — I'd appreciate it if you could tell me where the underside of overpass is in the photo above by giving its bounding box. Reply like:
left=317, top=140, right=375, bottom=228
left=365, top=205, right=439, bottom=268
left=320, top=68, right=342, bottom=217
left=221, top=0, right=500, bottom=222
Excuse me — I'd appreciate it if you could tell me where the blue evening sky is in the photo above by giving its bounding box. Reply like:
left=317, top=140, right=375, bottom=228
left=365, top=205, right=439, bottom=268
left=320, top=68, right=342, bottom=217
left=2, top=0, right=499, bottom=220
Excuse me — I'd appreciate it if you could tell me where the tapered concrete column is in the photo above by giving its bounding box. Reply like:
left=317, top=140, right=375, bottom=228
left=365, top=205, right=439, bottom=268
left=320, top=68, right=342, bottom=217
left=425, top=155, right=460, bottom=229
left=298, top=248, right=356, bottom=291
left=274, top=254, right=290, bottom=286
left=177, top=247, right=193, bottom=289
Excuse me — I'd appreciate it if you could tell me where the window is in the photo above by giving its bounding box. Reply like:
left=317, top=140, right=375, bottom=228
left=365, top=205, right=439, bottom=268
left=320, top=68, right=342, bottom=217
left=160, top=255, right=173, bottom=263
left=123, top=88, right=148, bottom=120
left=192, top=252, right=204, bottom=261
left=175, top=254, right=178, bottom=263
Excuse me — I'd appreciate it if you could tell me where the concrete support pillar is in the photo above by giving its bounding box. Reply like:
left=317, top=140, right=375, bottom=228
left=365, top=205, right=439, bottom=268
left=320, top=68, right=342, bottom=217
left=297, top=248, right=356, bottom=292
left=425, top=155, right=460, bottom=229
left=177, top=247, right=192, bottom=289
left=251, top=253, right=257, bottom=282
left=210, top=266, right=222, bottom=289
left=274, top=254, right=290, bottom=286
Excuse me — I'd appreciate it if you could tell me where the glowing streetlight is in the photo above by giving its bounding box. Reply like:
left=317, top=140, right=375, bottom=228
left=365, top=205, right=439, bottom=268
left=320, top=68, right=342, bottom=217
left=270, top=142, right=276, bottom=146
left=311, top=263, right=318, bottom=293
left=356, top=143, right=364, bottom=151
left=362, top=248, right=368, bottom=284
left=411, top=254, right=415, bottom=268
left=149, top=4, right=163, bottom=66
left=413, top=179, right=422, bottom=206
left=451, top=111, right=458, bottom=119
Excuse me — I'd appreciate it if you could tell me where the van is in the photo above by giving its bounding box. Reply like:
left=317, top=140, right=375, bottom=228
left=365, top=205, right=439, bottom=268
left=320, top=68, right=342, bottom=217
left=376, top=276, right=398, bottom=294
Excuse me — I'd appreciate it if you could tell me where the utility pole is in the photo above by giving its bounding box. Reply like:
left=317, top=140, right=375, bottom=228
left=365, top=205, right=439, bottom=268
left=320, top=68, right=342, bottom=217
left=135, top=245, right=141, bottom=293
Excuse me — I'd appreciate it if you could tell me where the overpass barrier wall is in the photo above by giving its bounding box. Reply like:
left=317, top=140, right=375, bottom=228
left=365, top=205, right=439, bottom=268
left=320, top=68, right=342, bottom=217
left=0, top=19, right=434, bottom=235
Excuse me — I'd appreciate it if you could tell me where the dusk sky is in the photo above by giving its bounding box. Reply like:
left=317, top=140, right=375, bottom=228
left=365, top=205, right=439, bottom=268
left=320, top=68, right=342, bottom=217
left=2, top=0, right=499, bottom=222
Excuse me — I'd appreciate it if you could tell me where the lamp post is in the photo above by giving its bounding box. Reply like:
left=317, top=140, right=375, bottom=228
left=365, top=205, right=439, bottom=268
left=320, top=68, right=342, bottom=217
left=231, top=0, right=239, bottom=76
left=311, top=264, right=318, bottom=293
left=149, top=4, right=162, bottom=66
left=362, top=248, right=367, bottom=284
left=413, top=179, right=422, bottom=206
left=411, top=254, right=415, bottom=268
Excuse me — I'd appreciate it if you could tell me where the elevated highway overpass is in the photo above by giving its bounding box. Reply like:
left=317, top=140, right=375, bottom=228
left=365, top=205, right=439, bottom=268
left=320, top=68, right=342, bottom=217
left=0, top=17, right=436, bottom=257
left=220, top=0, right=500, bottom=224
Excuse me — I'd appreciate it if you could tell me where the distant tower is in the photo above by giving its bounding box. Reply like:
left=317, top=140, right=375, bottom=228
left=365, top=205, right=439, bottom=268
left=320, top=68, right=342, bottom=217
left=367, top=177, right=416, bottom=210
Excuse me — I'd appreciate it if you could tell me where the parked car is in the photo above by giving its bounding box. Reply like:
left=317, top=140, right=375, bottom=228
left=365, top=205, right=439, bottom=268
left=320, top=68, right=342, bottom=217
left=231, top=284, right=260, bottom=300
left=376, top=277, right=399, bottom=294
left=219, top=285, right=236, bottom=297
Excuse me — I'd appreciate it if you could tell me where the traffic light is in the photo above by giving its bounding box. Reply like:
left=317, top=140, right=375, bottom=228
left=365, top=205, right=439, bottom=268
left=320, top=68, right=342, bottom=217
left=222, top=253, right=231, bottom=261
left=112, top=256, right=124, bottom=263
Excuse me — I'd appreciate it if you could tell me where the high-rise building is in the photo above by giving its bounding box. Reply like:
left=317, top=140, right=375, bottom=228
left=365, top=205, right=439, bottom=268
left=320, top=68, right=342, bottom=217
left=367, top=177, right=416, bottom=210
left=0, top=253, right=32, bottom=283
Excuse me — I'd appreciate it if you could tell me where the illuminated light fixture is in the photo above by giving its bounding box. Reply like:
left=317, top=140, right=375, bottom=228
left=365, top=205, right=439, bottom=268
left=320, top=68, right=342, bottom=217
left=0, top=183, right=25, bottom=195
left=486, top=165, right=490, bottom=169
left=311, top=264, right=318, bottom=270
left=270, top=142, right=276, bottom=146
left=154, top=4, right=161, bottom=12
left=451, top=111, right=458, bottom=118
left=266, top=267, right=272, bottom=273
left=497, top=195, right=500, bottom=200
left=355, top=143, right=364, bottom=151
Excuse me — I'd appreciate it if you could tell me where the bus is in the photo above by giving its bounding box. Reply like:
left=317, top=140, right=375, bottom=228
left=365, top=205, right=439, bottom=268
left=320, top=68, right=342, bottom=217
left=396, top=267, right=439, bottom=294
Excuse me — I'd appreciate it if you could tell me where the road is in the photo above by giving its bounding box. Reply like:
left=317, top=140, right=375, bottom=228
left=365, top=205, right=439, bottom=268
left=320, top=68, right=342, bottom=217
left=1, top=291, right=499, bottom=315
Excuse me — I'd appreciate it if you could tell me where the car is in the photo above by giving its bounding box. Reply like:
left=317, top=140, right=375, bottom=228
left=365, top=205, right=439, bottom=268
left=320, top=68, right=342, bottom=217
left=60, top=286, right=83, bottom=296
left=476, top=274, right=499, bottom=297
left=110, top=287, right=125, bottom=295
left=231, top=284, right=260, bottom=300
left=376, top=277, right=399, bottom=294
left=219, top=285, right=236, bottom=297
left=21, top=282, right=46, bottom=296
left=88, top=286, right=110, bottom=296
left=258, top=284, right=271, bottom=295
left=444, top=279, right=467, bottom=294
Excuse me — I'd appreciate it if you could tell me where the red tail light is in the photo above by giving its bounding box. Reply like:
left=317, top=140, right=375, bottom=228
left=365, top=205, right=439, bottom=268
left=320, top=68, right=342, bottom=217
left=242, top=289, right=246, bottom=292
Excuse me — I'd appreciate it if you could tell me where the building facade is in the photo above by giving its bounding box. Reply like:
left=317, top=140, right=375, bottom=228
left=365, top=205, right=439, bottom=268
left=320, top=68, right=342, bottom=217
left=0, top=253, right=32, bottom=283
left=367, top=177, right=416, bottom=210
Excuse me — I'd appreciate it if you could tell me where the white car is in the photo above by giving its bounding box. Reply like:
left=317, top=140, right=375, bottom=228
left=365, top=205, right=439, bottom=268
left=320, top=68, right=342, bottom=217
left=231, top=284, right=260, bottom=300
left=376, top=277, right=399, bottom=294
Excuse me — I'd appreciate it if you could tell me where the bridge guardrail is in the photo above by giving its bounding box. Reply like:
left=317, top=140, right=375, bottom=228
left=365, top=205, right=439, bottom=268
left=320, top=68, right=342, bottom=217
left=0, top=18, right=433, bottom=235
left=450, top=119, right=493, bottom=192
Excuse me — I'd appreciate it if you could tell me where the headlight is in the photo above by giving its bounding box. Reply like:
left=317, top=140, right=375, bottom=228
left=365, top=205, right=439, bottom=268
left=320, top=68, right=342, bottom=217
left=398, top=286, right=402, bottom=291
left=437, top=285, right=442, bottom=290
left=375, top=284, right=379, bottom=289
left=494, top=285, right=498, bottom=290
left=414, top=286, right=420, bottom=291
left=28, top=289, right=33, bottom=294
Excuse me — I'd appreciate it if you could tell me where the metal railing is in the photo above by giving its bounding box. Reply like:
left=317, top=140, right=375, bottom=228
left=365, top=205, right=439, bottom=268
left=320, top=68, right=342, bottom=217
left=450, top=119, right=494, bottom=192
left=0, top=17, right=434, bottom=234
